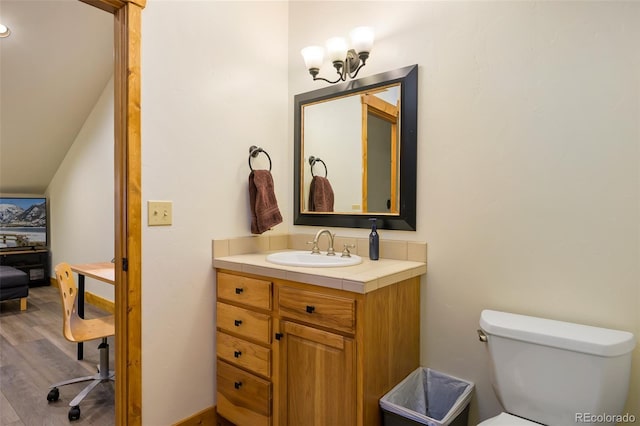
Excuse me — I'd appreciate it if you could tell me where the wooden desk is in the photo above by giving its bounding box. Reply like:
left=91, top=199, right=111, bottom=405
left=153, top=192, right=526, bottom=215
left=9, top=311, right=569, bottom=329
left=70, top=262, right=115, bottom=360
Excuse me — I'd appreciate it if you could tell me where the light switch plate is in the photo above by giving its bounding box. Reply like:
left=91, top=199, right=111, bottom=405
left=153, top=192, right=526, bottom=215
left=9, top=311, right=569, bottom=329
left=148, top=201, right=173, bottom=226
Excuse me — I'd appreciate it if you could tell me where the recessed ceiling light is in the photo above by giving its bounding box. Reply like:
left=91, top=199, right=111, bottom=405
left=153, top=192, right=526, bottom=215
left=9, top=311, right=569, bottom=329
left=0, top=24, right=11, bottom=38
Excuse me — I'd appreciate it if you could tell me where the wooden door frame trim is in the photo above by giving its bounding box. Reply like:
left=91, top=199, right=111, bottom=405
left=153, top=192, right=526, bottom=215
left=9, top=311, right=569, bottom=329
left=79, top=0, right=145, bottom=424
left=360, top=95, right=399, bottom=214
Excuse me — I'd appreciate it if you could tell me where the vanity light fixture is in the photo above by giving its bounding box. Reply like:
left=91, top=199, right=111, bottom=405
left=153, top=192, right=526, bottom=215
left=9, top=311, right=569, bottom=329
left=301, top=26, right=374, bottom=84
left=0, top=24, right=10, bottom=38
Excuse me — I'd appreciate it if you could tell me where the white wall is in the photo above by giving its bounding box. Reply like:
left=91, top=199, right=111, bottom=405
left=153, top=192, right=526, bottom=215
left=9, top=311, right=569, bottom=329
left=303, top=96, right=361, bottom=211
left=46, top=77, right=114, bottom=301
left=141, top=1, right=288, bottom=423
left=44, top=1, right=633, bottom=423
left=47, top=2, right=637, bottom=423
left=289, top=1, right=640, bottom=422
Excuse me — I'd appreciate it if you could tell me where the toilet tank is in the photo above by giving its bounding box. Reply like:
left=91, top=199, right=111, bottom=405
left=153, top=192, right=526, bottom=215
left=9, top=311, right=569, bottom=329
left=480, top=310, right=636, bottom=426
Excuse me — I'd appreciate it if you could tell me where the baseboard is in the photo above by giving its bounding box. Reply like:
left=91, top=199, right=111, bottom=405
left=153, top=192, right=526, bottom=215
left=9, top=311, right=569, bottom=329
left=50, top=277, right=115, bottom=314
left=86, top=291, right=114, bottom=314
left=172, top=406, right=217, bottom=426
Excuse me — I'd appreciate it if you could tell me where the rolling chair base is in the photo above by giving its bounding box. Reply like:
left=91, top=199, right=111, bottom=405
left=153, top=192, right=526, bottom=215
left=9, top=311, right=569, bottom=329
left=47, top=338, right=114, bottom=421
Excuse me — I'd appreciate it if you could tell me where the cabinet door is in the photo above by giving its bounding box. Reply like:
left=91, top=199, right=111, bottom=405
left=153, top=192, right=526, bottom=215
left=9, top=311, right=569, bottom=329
left=277, top=321, right=356, bottom=426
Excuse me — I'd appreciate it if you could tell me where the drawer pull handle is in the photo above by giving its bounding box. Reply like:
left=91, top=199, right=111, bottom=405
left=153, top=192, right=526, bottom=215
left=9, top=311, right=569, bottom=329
left=275, top=333, right=283, bottom=340
left=306, top=305, right=315, bottom=314
left=234, top=319, right=243, bottom=327
left=234, top=350, right=242, bottom=358
left=235, top=287, right=244, bottom=294
left=234, top=381, right=242, bottom=389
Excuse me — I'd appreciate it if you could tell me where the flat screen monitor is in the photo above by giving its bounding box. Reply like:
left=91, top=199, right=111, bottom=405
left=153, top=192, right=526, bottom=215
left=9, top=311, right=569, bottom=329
left=0, top=197, right=47, bottom=250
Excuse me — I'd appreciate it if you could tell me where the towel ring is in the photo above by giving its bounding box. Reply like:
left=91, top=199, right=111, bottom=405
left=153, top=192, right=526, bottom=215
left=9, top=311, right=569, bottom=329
left=249, top=145, right=272, bottom=171
left=308, top=156, right=328, bottom=178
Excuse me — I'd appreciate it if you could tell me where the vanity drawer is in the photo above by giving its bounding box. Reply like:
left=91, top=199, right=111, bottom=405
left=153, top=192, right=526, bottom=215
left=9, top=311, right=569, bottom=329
left=217, top=360, right=271, bottom=425
left=218, top=272, right=272, bottom=310
left=217, top=331, right=271, bottom=378
left=217, top=302, right=272, bottom=344
left=278, top=286, right=356, bottom=334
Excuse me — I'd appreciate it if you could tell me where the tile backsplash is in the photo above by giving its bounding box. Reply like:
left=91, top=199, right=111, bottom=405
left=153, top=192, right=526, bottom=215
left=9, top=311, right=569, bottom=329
left=212, top=234, right=427, bottom=264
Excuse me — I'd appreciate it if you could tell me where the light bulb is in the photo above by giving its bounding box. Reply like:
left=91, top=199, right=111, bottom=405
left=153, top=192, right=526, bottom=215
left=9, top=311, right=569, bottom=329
left=350, top=26, right=374, bottom=54
left=325, top=37, right=348, bottom=63
left=301, top=46, right=324, bottom=70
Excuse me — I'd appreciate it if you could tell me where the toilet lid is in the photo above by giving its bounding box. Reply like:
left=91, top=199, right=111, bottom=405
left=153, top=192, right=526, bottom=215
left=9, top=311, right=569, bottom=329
left=478, top=412, right=539, bottom=425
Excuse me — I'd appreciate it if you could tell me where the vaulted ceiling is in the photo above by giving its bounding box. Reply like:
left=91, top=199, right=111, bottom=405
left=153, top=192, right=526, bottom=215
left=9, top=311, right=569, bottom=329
left=0, top=0, right=113, bottom=194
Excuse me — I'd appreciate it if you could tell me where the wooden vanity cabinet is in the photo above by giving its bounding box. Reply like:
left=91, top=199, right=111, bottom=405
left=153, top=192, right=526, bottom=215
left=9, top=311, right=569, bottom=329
left=276, top=320, right=356, bottom=425
left=216, top=270, right=420, bottom=426
left=216, top=272, right=273, bottom=426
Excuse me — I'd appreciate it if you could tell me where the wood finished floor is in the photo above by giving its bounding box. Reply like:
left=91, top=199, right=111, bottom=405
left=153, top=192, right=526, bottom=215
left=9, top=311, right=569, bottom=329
left=0, top=286, right=115, bottom=426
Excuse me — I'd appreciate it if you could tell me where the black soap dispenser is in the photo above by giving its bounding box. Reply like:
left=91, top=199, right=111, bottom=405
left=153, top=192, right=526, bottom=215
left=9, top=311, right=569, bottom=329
left=369, top=218, right=379, bottom=261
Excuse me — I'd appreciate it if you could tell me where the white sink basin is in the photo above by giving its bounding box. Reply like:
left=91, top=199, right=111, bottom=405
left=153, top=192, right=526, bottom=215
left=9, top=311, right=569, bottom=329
left=266, top=251, right=362, bottom=268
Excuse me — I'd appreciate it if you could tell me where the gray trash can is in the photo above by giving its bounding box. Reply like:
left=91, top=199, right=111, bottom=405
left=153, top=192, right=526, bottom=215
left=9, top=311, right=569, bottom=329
left=380, top=368, right=474, bottom=426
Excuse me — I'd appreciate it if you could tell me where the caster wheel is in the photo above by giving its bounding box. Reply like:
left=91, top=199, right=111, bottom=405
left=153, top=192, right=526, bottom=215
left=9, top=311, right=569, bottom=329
left=47, top=388, right=59, bottom=402
left=68, top=406, right=81, bottom=421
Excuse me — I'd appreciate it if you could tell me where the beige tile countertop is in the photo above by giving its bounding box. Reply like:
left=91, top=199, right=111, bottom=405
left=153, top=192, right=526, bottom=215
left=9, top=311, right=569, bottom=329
left=212, top=234, right=427, bottom=294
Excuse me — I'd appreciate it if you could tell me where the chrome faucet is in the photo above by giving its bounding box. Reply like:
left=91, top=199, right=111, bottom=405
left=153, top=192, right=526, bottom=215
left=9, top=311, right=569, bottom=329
left=308, top=229, right=336, bottom=256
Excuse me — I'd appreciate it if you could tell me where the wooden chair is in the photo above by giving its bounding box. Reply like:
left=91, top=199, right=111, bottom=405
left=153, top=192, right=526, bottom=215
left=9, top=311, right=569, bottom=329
left=46, top=262, right=115, bottom=421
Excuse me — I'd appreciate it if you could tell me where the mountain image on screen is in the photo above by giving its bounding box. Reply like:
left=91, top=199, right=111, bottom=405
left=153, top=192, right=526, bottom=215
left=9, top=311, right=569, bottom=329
left=0, top=199, right=47, bottom=249
left=0, top=203, right=46, bottom=227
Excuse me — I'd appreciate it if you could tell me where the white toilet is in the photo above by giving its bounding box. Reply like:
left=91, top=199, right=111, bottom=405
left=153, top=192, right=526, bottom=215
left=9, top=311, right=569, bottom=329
left=478, top=309, right=636, bottom=426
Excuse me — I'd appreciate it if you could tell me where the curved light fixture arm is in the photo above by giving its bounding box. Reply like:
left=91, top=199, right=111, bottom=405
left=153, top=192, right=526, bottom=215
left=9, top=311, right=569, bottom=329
left=309, top=49, right=369, bottom=84
left=311, top=72, right=344, bottom=85
left=345, top=49, right=368, bottom=79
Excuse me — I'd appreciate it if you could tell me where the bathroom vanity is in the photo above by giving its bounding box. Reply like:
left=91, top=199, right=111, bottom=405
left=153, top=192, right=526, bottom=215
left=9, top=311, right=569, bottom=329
left=213, top=235, right=426, bottom=426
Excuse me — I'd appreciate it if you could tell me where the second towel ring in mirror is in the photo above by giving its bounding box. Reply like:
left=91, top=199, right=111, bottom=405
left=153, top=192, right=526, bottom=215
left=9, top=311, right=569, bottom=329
left=249, top=145, right=272, bottom=171
left=308, top=156, right=328, bottom=178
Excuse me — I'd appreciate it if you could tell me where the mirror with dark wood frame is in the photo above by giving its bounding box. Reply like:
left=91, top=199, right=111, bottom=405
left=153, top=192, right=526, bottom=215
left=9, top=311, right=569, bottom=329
left=294, top=64, right=418, bottom=230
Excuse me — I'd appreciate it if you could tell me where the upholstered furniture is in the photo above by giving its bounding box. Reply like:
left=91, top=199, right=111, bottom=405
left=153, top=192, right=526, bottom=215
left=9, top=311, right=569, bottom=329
left=0, top=265, right=28, bottom=310
left=0, top=249, right=49, bottom=287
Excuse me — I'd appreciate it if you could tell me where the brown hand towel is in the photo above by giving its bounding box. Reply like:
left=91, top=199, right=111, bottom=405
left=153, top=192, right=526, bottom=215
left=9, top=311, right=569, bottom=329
left=308, top=176, right=334, bottom=212
left=249, top=170, right=283, bottom=234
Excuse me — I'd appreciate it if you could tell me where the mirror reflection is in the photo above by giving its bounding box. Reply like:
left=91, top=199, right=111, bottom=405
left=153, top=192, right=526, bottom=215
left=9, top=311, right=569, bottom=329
left=294, top=64, right=418, bottom=230
left=302, top=84, right=400, bottom=214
